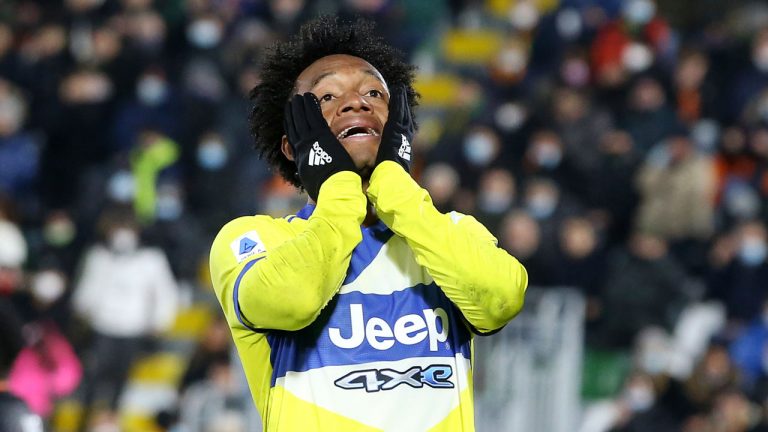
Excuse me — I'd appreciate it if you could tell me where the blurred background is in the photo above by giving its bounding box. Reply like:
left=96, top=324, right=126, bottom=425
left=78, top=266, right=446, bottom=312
left=1, top=0, right=768, bottom=431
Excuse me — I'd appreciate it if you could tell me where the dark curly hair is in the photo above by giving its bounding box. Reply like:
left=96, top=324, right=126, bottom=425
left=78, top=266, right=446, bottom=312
left=249, top=16, right=418, bottom=188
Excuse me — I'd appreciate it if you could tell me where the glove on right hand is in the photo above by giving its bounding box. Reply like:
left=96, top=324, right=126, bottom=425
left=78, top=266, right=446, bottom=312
left=284, top=93, right=357, bottom=201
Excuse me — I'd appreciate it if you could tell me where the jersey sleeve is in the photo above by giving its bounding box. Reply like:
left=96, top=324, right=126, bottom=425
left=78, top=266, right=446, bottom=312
left=366, top=161, right=528, bottom=333
left=209, top=171, right=367, bottom=332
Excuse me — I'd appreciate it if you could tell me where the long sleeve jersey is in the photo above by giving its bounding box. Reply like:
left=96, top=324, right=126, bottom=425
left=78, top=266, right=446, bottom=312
left=209, top=161, right=528, bottom=431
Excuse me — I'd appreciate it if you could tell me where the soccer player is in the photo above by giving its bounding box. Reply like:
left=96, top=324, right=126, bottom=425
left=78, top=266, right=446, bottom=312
left=209, top=16, right=529, bottom=431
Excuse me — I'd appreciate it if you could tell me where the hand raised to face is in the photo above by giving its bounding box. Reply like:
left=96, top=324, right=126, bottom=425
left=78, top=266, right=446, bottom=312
left=284, top=92, right=357, bottom=201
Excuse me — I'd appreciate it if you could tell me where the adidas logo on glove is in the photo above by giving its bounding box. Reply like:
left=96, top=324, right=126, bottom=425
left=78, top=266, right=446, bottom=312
left=308, top=141, right=333, bottom=166
left=398, top=134, right=412, bottom=161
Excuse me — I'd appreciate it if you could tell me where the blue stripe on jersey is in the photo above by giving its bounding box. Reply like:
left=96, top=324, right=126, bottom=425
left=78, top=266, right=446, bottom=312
left=233, top=257, right=265, bottom=331
left=295, top=204, right=315, bottom=220
left=267, top=283, right=473, bottom=385
left=294, top=203, right=394, bottom=285
left=343, top=221, right=393, bottom=285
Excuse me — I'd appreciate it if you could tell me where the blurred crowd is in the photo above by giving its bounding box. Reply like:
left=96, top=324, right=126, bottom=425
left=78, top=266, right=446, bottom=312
left=2, top=0, right=768, bottom=430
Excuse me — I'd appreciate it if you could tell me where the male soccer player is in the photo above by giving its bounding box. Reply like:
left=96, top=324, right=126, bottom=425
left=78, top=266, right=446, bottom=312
left=209, top=16, right=529, bottom=431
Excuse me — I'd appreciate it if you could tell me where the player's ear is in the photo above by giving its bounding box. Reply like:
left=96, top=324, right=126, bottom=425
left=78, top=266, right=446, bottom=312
left=281, top=135, right=295, bottom=161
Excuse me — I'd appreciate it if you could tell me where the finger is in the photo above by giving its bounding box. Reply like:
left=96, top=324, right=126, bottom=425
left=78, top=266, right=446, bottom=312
left=302, top=93, right=327, bottom=130
left=397, top=85, right=411, bottom=126
left=387, top=85, right=401, bottom=122
left=283, top=99, right=298, bottom=145
left=400, top=87, right=414, bottom=130
left=290, top=94, right=307, bottom=134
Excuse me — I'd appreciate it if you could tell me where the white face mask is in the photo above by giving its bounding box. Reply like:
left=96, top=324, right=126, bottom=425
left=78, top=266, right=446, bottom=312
left=109, top=228, right=138, bottom=254
left=494, top=102, right=526, bottom=132
left=156, top=194, right=183, bottom=221
left=31, top=270, right=66, bottom=305
left=478, top=190, right=513, bottom=214
left=463, top=133, right=496, bottom=166
left=556, top=8, right=582, bottom=40
left=739, top=237, right=767, bottom=267
left=107, top=170, right=136, bottom=203
left=187, top=19, right=222, bottom=49
left=624, top=384, right=655, bottom=412
left=527, top=193, right=557, bottom=219
left=623, top=0, right=656, bottom=25
left=532, top=142, right=563, bottom=169
left=623, top=43, right=654, bottom=72
left=136, top=76, right=168, bottom=106
left=509, top=1, right=539, bottom=31
left=197, top=139, right=228, bottom=170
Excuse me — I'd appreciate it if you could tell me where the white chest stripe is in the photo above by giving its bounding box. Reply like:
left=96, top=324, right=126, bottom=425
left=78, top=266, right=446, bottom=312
left=275, top=355, right=472, bottom=430
left=340, top=236, right=434, bottom=295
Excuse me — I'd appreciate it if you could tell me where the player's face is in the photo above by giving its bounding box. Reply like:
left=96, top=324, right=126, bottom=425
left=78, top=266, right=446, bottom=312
left=288, top=54, right=390, bottom=176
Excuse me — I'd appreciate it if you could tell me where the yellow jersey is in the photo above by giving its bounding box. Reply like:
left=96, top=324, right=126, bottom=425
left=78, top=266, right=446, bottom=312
left=209, top=162, right=528, bottom=431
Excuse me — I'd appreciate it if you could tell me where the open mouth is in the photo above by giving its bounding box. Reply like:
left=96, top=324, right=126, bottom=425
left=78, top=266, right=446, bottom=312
left=336, top=126, right=380, bottom=140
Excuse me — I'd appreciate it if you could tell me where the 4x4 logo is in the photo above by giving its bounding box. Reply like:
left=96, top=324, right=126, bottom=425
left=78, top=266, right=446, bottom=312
left=334, top=365, right=454, bottom=392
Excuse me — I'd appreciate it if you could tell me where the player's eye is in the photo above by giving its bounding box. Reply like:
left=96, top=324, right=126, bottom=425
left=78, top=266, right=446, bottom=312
left=320, top=93, right=334, bottom=102
left=366, top=89, right=383, bottom=98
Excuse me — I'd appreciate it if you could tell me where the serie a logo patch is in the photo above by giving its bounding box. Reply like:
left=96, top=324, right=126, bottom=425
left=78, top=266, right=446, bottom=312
left=230, top=231, right=266, bottom=263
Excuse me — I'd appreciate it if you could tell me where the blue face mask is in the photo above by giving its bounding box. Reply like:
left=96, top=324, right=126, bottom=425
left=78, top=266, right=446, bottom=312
left=623, top=0, right=656, bottom=25
left=739, top=238, right=767, bottom=267
left=107, top=170, right=135, bottom=203
left=137, top=76, right=168, bottom=106
left=478, top=190, right=512, bottom=214
left=156, top=189, right=183, bottom=221
left=527, top=194, right=557, bottom=220
left=463, top=134, right=496, bottom=166
left=197, top=141, right=228, bottom=171
left=533, top=143, right=562, bottom=169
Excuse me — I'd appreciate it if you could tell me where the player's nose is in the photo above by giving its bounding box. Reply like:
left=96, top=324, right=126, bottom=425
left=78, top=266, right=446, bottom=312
left=337, top=93, right=372, bottom=115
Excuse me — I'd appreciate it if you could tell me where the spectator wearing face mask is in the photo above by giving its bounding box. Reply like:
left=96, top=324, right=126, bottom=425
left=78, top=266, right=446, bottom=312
left=111, top=66, right=181, bottom=153
left=0, top=296, right=44, bottom=432
left=708, top=221, right=768, bottom=327
left=457, top=124, right=503, bottom=188
left=728, top=28, right=768, bottom=123
left=549, top=88, right=613, bottom=191
left=522, top=177, right=582, bottom=263
left=580, top=371, right=678, bottom=432
left=187, top=131, right=238, bottom=233
left=634, top=127, right=716, bottom=272
left=7, top=265, right=82, bottom=418
left=72, top=207, right=178, bottom=423
left=522, top=129, right=572, bottom=186
left=475, top=168, right=516, bottom=234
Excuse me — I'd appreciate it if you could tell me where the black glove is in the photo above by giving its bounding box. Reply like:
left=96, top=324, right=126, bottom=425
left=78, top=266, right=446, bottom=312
left=284, top=92, right=357, bottom=201
left=376, top=85, right=415, bottom=172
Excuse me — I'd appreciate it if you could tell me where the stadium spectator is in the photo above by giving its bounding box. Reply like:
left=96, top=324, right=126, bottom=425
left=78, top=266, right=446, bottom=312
left=634, top=125, right=717, bottom=273
left=73, top=207, right=178, bottom=423
left=0, top=297, right=44, bottom=432
left=708, top=221, right=768, bottom=326
left=0, top=79, right=39, bottom=211
left=8, top=263, right=81, bottom=418
left=590, top=129, right=642, bottom=244
left=596, top=232, right=690, bottom=347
